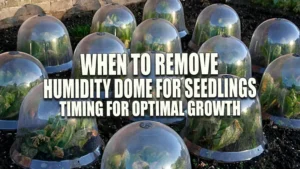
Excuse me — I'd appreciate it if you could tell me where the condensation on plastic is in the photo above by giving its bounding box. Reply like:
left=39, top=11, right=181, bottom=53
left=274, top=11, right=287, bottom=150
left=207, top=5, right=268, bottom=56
left=182, top=74, right=266, bottom=163
left=249, top=18, right=300, bottom=74
left=259, top=53, right=300, bottom=129
left=0, top=51, right=47, bottom=130
left=198, top=35, right=251, bottom=78
left=130, top=18, right=182, bottom=53
left=10, top=82, right=103, bottom=168
left=143, top=0, right=189, bottom=38
left=91, top=3, right=137, bottom=49
left=17, top=14, right=73, bottom=74
left=189, top=3, right=241, bottom=52
left=101, top=121, right=192, bottom=169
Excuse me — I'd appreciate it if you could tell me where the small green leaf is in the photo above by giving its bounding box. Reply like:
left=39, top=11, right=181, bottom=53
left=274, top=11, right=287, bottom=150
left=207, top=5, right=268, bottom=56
left=21, top=143, right=38, bottom=159
left=213, top=120, right=243, bottom=150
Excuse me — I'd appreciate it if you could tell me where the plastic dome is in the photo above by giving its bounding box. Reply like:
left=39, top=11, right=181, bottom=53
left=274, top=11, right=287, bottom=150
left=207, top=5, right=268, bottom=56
left=259, top=53, right=300, bottom=129
left=17, top=14, right=73, bottom=75
left=72, top=32, right=128, bottom=79
left=143, top=0, right=189, bottom=38
left=249, top=18, right=300, bottom=74
left=126, top=51, right=187, bottom=127
left=182, top=74, right=266, bottom=163
left=130, top=18, right=182, bottom=53
left=189, top=4, right=241, bottom=52
left=10, top=82, right=103, bottom=169
left=91, top=3, right=137, bottom=49
left=0, top=51, right=47, bottom=130
left=198, top=35, right=252, bottom=78
left=101, top=121, right=192, bottom=169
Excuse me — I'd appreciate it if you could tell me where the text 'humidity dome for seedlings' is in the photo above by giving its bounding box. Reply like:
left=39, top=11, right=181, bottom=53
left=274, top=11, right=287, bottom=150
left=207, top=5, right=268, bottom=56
left=0, top=51, right=47, bottom=130
left=198, top=35, right=251, bottom=78
left=259, top=53, right=300, bottom=129
left=91, top=3, right=137, bottom=49
left=101, top=121, right=192, bottom=169
left=10, top=82, right=103, bottom=169
left=143, top=0, right=189, bottom=38
left=17, top=14, right=73, bottom=75
left=182, top=74, right=266, bottom=163
left=130, top=18, right=182, bottom=53
left=250, top=18, right=300, bottom=74
left=189, top=4, right=241, bottom=52
left=126, top=51, right=187, bottom=129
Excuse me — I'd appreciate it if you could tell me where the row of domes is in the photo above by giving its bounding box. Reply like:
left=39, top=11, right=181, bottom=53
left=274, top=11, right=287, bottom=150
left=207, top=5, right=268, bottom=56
left=0, top=0, right=300, bottom=168
left=14, top=3, right=300, bottom=77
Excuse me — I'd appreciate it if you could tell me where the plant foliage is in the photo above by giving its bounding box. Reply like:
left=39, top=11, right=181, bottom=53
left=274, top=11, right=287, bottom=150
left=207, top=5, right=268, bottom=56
left=251, top=0, right=300, bottom=13
left=17, top=116, right=98, bottom=160
left=186, top=106, right=262, bottom=151
left=0, top=69, right=41, bottom=120
left=260, top=73, right=300, bottom=118
left=193, top=23, right=239, bottom=47
left=93, top=14, right=135, bottom=48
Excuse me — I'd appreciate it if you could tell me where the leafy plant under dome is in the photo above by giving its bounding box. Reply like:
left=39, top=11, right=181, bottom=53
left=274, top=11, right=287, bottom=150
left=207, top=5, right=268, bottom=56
left=183, top=75, right=265, bottom=162
left=17, top=116, right=98, bottom=160
left=0, top=51, right=47, bottom=126
left=91, top=3, right=137, bottom=48
left=198, top=35, right=251, bottom=78
left=17, top=14, right=73, bottom=74
left=101, top=121, right=192, bottom=169
left=189, top=4, right=241, bottom=52
left=259, top=54, right=300, bottom=120
left=250, top=18, right=300, bottom=73
left=130, top=18, right=182, bottom=53
left=142, top=0, right=188, bottom=37
left=10, top=83, right=102, bottom=168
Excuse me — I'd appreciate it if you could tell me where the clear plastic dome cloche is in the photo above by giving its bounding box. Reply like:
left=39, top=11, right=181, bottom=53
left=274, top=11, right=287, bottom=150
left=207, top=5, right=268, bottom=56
left=259, top=53, right=300, bottom=129
left=90, top=3, right=137, bottom=49
left=182, top=74, right=266, bottom=163
left=10, top=82, right=103, bottom=169
left=198, top=35, right=252, bottom=78
left=143, top=0, right=189, bottom=38
left=189, top=4, right=241, bottom=52
left=0, top=51, right=47, bottom=130
left=130, top=18, right=182, bottom=53
left=101, top=121, right=192, bottom=169
left=17, top=14, right=73, bottom=75
left=249, top=18, right=300, bottom=74
left=126, top=51, right=187, bottom=129
left=72, top=32, right=128, bottom=79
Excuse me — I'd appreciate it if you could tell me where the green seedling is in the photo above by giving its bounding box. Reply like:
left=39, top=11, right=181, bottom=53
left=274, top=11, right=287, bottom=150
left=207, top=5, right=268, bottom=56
left=92, top=14, right=135, bottom=48
left=217, top=60, right=249, bottom=78
left=252, top=0, right=300, bottom=13
left=186, top=107, right=262, bottom=151
left=193, top=22, right=239, bottom=47
left=69, top=25, right=91, bottom=39
left=260, top=73, right=300, bottom=119
left=18, top=34, right=72, bottom=66
left=17, top=116, right=98, bottom=160
left=132, top=36, right=178, bottom=53
left=0, top=69, right=41, bottom=120
left=257, top=40, right=296, bottom=67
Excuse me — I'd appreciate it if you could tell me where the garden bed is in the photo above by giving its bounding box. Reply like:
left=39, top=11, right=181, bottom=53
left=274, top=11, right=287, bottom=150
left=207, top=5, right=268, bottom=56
left=0, top=0, right=300, bottom=169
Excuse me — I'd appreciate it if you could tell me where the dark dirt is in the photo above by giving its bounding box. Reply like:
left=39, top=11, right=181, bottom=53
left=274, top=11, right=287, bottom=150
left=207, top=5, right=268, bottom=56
left=1, top=0, right=300, bottom=169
